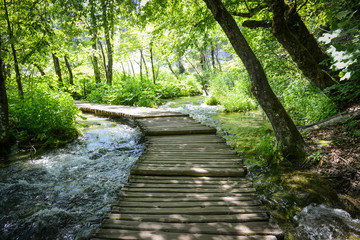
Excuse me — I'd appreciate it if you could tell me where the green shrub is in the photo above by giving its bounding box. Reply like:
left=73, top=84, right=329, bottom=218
left=206, top=69, right=257, bottom=112
left=205, top=95, right=219, bottom=105
left=277, top=77, right=337, bottom=125
left=221, top=92, right=256, bottom=112
left=84, top=72, right=201, bottom=107
left=9, top=86, right=81, bottom=147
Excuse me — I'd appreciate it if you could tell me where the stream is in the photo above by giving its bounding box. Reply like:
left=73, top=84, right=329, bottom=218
left=1, top=98, right=359, bottom=240
left=0, top=115, right=145, bottom=239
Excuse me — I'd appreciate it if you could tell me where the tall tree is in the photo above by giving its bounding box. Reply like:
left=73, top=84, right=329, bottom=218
left=269, top=0, right=337, bottom=90
left=64, top=54, right=74, bottom=85
left=101, top=0, right=114, bottom=85
left=90, top=0, right=101, bottom=83
left=238, top=0, right=339, bottom=91
left=0, top=34, right=10, bottom=157
left=203, top=0, right=307, bottom=161
left=150, top=44, right=156, bottom=84
left=52, top=52, right=63, bottom=86
left=4, top=0, right=23, bottom=99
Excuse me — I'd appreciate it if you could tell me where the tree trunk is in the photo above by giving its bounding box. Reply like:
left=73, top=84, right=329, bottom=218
left=52, top=53, right=63, bottom=86
left=150, top=46, right=156, bottom=84
left=129, top=61, right=135, bottom=76
left=105, top=35, right=113, bottom=85
left=167, top=60, right=178, bottom=79
left=102, top=0, right=113, bottom=85
left=4, top=0, right=23, bottom=99
left=216, top=48, right=222, bottom=72
left=141, top=49, right=149, bottom=79
left=34, top=63, right=45, bottom=76
left=177, top=57, right=186, bottom=74
left=203, top=0, right=307, bottom=161
left=64, top=55, right=74, bottom=85
left=185, top=55, right=208, bottom=96
left=121, top=62, right=126, bottom=78
left=270, top=0, right=337, bottom=90
left=98, top=40, right=108, bottom=82
left=210, top=39, right=216, bottom=70
left=90, top=0, right=101, bottom=83
left=0, top=34, right=10, bottom=157
left=139, top=50, right=143, bottom=81
left=196, top=43, right=207, bottom=71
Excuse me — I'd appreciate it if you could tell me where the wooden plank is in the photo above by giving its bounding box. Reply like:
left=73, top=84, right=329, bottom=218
left=130, top=166, right=246, bottom=177
left=105, top=213, right=269, bottom=223
left=128, top=178, right=251, bottom=185
left=112, top=200, right=262, bottom=208
left=111, top=206, right=268, bottom=214
left=123, top=182, right=253, bottom=189
left=119, top=192, right=258, bottom=199
left=117, top=196, right=259, bottom=203
left=135, top=163, right=243, bottom=168
left=91, top=229, right=278, bottom=240
left=98, top=220, right=283, bottom=236
left=128, top=176, right=250, bottom=181
left=140, top=155, right=241, bottom=159
left=137, top=160, right=242, bottom=164
left=121, top=187, right=256, bottom=193
left=144, top=129, right=217, bottom=136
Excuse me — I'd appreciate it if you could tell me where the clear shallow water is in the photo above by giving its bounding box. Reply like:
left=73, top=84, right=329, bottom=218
left=160, top=96, right=360, bottom=240
left=293, top=204, right=360, bottom=240
left=0, top=115, right=144, bottom=239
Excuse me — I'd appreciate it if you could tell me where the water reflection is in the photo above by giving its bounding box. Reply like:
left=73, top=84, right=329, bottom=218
left=0, top=115, right=144, bottom=239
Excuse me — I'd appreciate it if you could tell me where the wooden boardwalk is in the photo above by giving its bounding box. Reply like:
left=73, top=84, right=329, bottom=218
left=75, top=101, right=283, bottom=240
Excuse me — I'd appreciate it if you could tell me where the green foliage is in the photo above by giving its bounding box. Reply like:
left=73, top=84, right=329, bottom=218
left=205, top=95, right=219, bottom=105
left=206, top=69, right=257, bottom=112
left=8, top=85, right=81, bottom=147
left=278, top=78, right=337, bottom=125
left=85, top=72, right=201, bottom=107
left=343, top=118, right=360, bottom=138
left=251, top=134, right=281, bottom=167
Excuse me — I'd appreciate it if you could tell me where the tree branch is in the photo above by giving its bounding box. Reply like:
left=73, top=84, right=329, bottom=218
left=231, top=4, right=267, bottom=18
left=242, top=20, right=272, bottom=29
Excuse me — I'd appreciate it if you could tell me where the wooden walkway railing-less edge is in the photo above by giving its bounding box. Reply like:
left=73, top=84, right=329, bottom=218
left=75, top=101, right=284, bottom=240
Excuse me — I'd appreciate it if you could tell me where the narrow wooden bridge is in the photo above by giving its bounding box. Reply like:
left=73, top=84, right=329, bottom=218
left=75, top=101, right=283, bottom=240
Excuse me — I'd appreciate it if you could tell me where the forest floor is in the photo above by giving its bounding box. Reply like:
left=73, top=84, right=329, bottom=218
left=304, top=105, right=360, bottom=212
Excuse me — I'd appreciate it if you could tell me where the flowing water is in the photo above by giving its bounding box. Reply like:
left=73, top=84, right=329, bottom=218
left=160, top=96, right=360, bottom=240
left=0, top=114, right=145, bottom=240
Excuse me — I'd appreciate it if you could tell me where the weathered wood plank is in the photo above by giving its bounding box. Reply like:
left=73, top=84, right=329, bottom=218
left=119, top=192, right=258, bottom=198
left=112, top=200, right=262, bottom=208
left=111, top=206, right=268, bottom=214
left=135, top=163, right=243, bottom=169
left=75, top=101, right=189, bottom=119
left=130, top=166, right=246, bottom=177
left=121, top=187, right=256, bottom=193
left=117, top=196, right=260, bottom=203
left=137, top=160, right=242, bottom=165
left=98, top=220, right=283, bottom=237
left=105, top=213, right=269, bottom=223
left=128, top=178, right=251, bottom=185
left=124, top=182, right=252, bottom=189
left=128, top=176, right=250, bottom=181
left=90, top=230, right=278, bottom=240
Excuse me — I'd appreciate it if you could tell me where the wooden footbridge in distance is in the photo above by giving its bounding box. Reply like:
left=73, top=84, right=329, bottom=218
left=75, top=101, right=283, bottom=240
